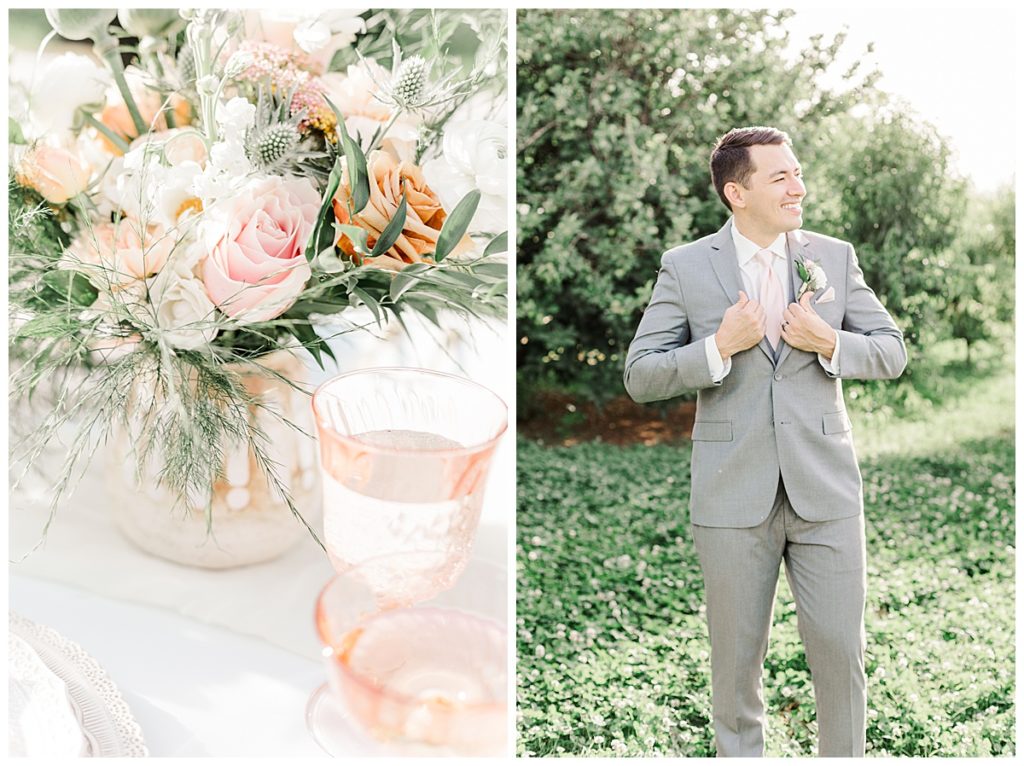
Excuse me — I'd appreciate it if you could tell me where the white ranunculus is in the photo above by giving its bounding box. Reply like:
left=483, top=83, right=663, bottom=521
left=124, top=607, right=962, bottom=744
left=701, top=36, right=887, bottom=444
left=423, top=119, right=508, bottom=234
left=28, top=53, right=112, bottom=136
left=150, top=248, right=219, bottom=350
left=154, top=161, right=204, bottom=228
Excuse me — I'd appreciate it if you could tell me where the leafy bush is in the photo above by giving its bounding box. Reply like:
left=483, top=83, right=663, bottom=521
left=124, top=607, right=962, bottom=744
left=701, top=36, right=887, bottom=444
left=516, top=8, right=1012, bottom=405
left=516, top=434, right=1015, bottom=756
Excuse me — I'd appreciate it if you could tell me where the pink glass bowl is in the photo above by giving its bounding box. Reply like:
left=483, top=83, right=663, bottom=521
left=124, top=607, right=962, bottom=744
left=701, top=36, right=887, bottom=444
left=313, top=555, right=507, bottom=755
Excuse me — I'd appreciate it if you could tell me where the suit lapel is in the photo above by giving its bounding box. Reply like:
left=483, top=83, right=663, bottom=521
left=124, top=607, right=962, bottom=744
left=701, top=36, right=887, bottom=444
left=708, top=221, right=774, bottom=365
left=776, top=230, right=811, bottom=369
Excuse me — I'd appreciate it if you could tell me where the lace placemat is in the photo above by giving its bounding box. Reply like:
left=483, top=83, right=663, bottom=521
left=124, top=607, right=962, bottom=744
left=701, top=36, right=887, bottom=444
left=8, top=613, right=148, bottom=758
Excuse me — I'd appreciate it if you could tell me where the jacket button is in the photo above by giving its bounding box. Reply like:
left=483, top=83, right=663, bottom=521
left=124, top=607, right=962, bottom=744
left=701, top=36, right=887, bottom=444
left=774, top=373, right=783, bottom=381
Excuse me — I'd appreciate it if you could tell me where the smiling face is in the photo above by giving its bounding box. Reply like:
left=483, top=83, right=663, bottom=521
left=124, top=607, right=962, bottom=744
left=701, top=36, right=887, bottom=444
left=725, top=143, right=806, bottom=246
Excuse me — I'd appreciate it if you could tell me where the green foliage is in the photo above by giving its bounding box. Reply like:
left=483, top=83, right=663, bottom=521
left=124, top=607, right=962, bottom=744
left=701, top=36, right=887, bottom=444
left=434, top=189, right=480, bottom=260
left=802, top=102, right=969, bottom=347
left=516, top=8, right=878, bottom=402
left=516, top=432, right=1015, bottom=756
left=944, top=188, right=1016, bottom=360
left=516, top=8, right=1013, bottom=405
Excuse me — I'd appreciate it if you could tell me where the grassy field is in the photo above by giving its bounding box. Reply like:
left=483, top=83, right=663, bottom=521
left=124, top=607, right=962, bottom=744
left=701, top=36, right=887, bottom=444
left=516, top=348, right=1015, bottom=757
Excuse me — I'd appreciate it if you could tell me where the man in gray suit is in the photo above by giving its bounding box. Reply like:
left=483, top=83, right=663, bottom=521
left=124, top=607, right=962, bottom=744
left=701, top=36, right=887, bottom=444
left=623, top=126, right=906, bottom=757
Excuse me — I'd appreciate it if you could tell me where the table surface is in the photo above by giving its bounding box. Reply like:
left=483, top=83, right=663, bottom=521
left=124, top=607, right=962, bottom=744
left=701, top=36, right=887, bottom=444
left=8, top=318, right=513, bottom=757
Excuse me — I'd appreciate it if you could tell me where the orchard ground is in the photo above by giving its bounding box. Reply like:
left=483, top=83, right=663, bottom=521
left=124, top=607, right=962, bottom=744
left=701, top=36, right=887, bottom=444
left=516, top=335, right=1015, bottom=757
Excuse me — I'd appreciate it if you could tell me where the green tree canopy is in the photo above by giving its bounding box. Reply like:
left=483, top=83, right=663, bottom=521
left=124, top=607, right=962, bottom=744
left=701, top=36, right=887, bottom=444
left=517, top=8, right=999, bottom=404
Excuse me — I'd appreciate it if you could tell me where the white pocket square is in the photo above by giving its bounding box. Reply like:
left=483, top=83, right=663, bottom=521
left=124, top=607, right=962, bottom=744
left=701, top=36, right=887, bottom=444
left=815, top=286, right=836, bottom=304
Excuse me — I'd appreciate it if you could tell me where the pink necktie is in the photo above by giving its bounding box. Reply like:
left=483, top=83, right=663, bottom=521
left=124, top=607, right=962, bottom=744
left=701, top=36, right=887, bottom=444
left=755, top=248, right=784, bottom=349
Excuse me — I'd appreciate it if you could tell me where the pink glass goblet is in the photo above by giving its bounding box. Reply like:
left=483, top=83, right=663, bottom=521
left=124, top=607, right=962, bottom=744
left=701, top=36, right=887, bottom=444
left=311, top=368, right=508, bottom=586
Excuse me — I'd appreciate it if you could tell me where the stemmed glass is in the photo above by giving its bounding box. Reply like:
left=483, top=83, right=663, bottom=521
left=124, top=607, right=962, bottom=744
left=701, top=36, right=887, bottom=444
left=307, top=369, right=508, bottom=755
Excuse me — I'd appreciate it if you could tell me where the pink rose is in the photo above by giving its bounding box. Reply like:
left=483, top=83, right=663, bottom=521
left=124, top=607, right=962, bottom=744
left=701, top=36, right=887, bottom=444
left=65, top=218, right=172, bottom=287
left=201, top=176, right=320, bottom=322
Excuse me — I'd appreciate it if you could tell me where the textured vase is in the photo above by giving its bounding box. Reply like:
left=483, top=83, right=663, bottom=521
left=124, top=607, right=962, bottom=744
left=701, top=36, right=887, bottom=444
left=108, top=350, right=321, bottom=568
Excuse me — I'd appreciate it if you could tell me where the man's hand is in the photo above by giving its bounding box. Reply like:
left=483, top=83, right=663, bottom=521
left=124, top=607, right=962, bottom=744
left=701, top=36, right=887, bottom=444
left=715, top=291, right=766, bottom=361
left=781, top=292, right=837, bottom=359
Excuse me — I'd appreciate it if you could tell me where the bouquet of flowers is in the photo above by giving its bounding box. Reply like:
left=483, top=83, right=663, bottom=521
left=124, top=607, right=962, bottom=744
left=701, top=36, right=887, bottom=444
left=9, top=9, right=508, bottom=551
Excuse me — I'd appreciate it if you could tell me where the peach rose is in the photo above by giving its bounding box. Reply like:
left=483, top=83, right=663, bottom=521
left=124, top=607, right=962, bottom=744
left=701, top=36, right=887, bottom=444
left=201, top=176, right=320, bottom=322
left=15, top=144, right=91, bottom=204
left=332, top=150, right=474, bottom=271
left=65, top=218, right=173, bottom=287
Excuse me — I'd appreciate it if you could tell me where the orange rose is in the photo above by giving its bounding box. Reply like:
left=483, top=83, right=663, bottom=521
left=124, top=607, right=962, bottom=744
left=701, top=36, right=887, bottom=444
left=332, top=150, right=474, bottom=271
left=99, top=83, right=191, bottom=155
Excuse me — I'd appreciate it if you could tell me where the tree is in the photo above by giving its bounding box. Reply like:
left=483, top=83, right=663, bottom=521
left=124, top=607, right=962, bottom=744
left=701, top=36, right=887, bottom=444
left=945, top=186, right=1015, bottom=362
left=803, top=101, right=969, bottom=347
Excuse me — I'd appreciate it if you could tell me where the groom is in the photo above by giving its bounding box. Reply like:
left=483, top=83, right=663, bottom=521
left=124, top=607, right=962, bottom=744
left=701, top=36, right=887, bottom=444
left=623, top=126, right=906, bottom=757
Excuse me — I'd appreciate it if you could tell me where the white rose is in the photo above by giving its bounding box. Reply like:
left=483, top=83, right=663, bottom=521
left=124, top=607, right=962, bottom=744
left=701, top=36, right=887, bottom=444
left=28, top=53, right=112, bottom=136
left=150, top=249, right=219, bottom=350
left=422, top=119, right=508, bottom=234
left=808, top=262, right=828, bottom=290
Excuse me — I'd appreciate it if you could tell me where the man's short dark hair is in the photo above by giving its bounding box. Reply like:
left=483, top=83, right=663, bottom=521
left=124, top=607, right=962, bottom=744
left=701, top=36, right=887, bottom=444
left=710, top=126, right=791, bottom=211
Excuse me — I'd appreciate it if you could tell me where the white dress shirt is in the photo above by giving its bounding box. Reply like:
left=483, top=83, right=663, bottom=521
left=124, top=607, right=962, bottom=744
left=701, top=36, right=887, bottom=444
left=704, top=219, right=840, bottom=381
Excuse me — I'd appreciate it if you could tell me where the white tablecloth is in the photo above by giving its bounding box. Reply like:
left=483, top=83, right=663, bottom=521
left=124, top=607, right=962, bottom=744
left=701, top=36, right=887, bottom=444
left=8, top=317, right=512, bottom=756
left=10, top=576, right=327, bottom=757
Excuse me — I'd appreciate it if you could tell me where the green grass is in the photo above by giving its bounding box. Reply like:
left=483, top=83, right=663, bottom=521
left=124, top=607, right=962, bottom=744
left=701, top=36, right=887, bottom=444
left=516, top=364, right=1015, bottom=756
left=846, top=332, right=1014, bottom=458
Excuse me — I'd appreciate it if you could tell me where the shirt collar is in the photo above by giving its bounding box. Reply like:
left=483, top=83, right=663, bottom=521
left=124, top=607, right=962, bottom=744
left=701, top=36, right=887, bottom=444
left=730, top=219, right=787, bottom=268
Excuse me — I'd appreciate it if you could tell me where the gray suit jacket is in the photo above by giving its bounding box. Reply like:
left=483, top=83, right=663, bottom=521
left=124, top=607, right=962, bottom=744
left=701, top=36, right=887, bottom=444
left=624, top=221, right=907, bottom=527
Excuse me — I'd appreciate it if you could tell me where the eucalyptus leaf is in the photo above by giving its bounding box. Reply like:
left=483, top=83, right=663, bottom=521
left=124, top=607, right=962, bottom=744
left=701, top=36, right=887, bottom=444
left=9, top=117, right=26, bottom=145
left=39, top=269, right=98, bottom=308
left=323, top=96, right=370, bottom=214
left=370, top=193, right=408, bottom=258
left=350, top=287, right=382, bottom=324
left=482, top=230, right=508, bottom=257
left=305, top=159, right=342, bottom=262
left=333, top=222, right=370, bottom=256
left=389, top=262, right=432, bottom=302
left=434, top=189, right=481, bottom=261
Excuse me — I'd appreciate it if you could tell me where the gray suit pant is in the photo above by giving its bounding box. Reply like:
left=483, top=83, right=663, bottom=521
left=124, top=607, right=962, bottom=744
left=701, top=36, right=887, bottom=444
left=690, top=480, right=867, bottom=757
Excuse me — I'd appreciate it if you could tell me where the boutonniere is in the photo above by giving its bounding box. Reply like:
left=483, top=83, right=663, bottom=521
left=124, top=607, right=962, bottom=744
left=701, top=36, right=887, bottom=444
left=795, top=257, right=828, bottom=300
